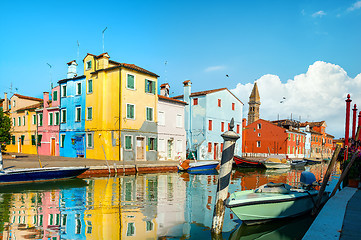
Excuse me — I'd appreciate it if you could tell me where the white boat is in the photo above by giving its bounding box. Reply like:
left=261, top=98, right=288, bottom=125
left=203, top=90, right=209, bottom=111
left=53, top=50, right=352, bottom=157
left=226, top=172, right=328, bottom=225
left=262, top=155, right=290, bottom=169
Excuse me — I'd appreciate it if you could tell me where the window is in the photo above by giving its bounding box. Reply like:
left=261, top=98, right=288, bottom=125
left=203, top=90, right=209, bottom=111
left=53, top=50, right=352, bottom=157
left=11, top=136, right=15, bottom=145
left=75, top=107, right=81, bottom=122
left=62, top=85, right=67, bottom=97
left=146, top=107, right=153, bottom=121
left=20, top=135, right=25, bottom=145
left=257, top=123, right=261, bottom=129
left=87, top=107, right=92, bottom=120
left=37, top=135, right=42, bottom=146
left=237, top=124, right=240, bottom=134
left=76, top=82, right=81, bottom=95
left=258, top=133, right=261, bottom=137
left=38, top=114, right=43, bottom=126
left=145, top=79, right=155, bottom=94
left=193, top=98, right=198, bottom=105
left=221, top=122, right=225, bottom=132
left=13, top=100, right=16, bottom=107
left=127, top=74, right=135, bottom=89
left=48, top=113, right=53, bottom=125
left=176, top=140, right=182, bottom=153
left=126, top=222, right=135, bottom=236
left=208, top=142, right=212, bottom=152
left=158, top=111, right=165, bottom=126
left=208, top=120, right=212, bottom=131
left=13, top=118, right=15, bottom=126
left=31, top=135, right=36, bottom=145
left=257, top=141, right=261, bottom=147
left=61, top=109, right=67, bottom=123
left=86, top=60, right=92, bottom=70
left=148, top=137, right=157, bottom=151
left=218, top=99, right=221, bottom=107
left=18, top=117, right=21, bottom=126
left=146, top=221, right=154, bottom=231
left=176, top=114, right=182, bottom=128
left=22, top=116, right=25, bottom=126
left=86, top=221, right=93, bottom=234
left=126, top=104, right=135, bottom=119
left=87, top=79, right=93, bottom=93
left=55, top=112, right=60, bottom=125
left=158, top=139, right=165, bottom=152
left=32, top=115, right=36, bottom=125
left=86, top=133, right=94, bottom=148
left=53, top=91, right=58, bottom=101
left=60, top=134, right=65, bottom=148
left=232, top=103, right=235, bottom=110
left=125, top=136, right=132, bottom=150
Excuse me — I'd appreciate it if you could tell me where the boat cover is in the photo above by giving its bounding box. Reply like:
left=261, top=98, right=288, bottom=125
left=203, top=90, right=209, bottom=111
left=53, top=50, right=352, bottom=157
left=255, top=182, right=292, bottom=194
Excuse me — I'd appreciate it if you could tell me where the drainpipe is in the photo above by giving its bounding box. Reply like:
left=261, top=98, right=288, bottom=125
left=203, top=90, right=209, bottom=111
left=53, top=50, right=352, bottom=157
left=352, top=104, right=357, bottom=140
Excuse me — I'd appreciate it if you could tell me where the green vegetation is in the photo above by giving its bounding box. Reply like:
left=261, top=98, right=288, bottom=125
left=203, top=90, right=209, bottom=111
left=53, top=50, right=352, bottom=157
left=0, top=108, right=11, bottom=151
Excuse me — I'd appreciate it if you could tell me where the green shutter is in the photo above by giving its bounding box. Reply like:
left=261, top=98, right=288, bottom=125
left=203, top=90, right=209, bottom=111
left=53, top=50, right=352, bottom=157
left=152, top=81, right=155, bottom=94
left=37, top=135, right=42, bottom=146
left=127, top=75, right=134, bottom=89
left=31, top=135, right=36, bottom=145
left=145, top=79, right=148, bottom=93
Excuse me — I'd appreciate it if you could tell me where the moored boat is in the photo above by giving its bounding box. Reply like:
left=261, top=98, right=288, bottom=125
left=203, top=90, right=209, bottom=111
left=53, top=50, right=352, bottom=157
left=234, top=155, right=264, bottom=168
left=178, top=160, right=219, bottom=173
left=0, top=167, right=89, bottom=185
left=290, top=160, right=307, bottom=168
left=226, top=172, right=328, bottom=225
left=304, top=158, right=322, bottom=164
left=262, top=155, right=290, bottom=169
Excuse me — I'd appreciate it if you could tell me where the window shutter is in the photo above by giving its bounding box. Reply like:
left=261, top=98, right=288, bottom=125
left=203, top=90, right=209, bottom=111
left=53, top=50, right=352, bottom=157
left=145, top=79, right=148, bottom=92
left=152, top=81, right=156, bottom=94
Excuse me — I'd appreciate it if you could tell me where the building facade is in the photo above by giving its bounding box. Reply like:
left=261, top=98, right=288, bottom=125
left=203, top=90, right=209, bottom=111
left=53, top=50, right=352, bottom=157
left=58, top=61, right=87, bottom=158
left=37, top=87, right=60, bottom=156
left=83, top=53, right=159, bottom=161
left=6, top=94, right=43, bottom=154
left=157, top=83, right=187, bottom=161
left=174, top=81, right=243, bottom=160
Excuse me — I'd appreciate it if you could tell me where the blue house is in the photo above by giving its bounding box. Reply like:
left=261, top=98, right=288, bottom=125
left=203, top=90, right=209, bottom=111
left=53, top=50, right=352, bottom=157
left=59, top=61, right=87, bottom=158
left=173, top=80, right=243, bottom=160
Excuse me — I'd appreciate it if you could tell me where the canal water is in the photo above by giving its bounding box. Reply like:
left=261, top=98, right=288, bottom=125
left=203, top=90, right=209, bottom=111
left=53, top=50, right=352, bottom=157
left=0, top=163, right=340, bottom=240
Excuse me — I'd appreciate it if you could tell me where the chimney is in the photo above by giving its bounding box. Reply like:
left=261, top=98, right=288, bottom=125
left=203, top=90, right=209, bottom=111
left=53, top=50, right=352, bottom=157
left=67, top=60, right=78, bottom=78
left=160, top=83, right=170, bottom=97
left=183, top=80, right=192, bottom=104
left=3, top=92, right=8, bottom=112
left=98, top=53, right=110, bottom=70
left=43, top=92, right=49, bottom=108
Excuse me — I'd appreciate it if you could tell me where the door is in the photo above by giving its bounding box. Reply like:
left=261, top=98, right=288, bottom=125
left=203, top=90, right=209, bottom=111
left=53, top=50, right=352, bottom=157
left=167, top=140, right=173, bottom=160
left=18, top=137, right=21, bottom=153
left=75, top=136, right=85, bottom=158
left=136, top=137, right=145, bottom=160
left=50, top=138, right=56, bottom=156
left=214, top=143, right=218, bottom=160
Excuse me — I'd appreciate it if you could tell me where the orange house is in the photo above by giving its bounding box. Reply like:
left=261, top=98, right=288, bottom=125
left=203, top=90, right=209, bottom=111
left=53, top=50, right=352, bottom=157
left=243, top=119, right=306, bottom=158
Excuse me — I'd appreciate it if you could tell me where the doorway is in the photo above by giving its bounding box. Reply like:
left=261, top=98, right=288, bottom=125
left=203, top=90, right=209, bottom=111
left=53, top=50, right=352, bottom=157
left=136, top=137, right=145, bottom=160
left=50, top=138, right=56, bottom=156
left=214, top=143, right=218, bottom=160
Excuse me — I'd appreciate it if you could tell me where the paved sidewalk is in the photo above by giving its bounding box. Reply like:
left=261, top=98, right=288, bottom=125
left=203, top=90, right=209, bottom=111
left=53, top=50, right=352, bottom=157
left=303, top=187, right=360, bottom=240
left=2, top=152, right=180, bottom=174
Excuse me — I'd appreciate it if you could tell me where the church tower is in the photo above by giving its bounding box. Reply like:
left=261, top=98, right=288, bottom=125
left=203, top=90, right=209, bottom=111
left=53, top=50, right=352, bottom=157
left=248, top=82, right=261, bottom=125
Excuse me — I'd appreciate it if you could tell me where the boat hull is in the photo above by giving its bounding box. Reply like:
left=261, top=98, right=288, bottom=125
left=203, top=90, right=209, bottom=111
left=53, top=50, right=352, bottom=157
left=187, top=161, right=219, bottom=173
left=227, top=189, right=328, bottom=225
left=262, top=162, right=290, bottom=169
left=234, top=156, right=264, bottom=168
left=0, top=167, right=89, bottom=185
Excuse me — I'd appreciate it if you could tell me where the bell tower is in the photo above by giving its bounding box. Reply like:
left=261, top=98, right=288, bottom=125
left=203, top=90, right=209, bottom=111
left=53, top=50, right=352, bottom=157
left=248, top=82, right=261, bottom=125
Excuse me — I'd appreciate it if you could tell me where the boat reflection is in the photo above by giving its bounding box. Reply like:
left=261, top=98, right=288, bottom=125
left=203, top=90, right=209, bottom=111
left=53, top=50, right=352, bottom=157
left=229, top=215, right=314, bottom=240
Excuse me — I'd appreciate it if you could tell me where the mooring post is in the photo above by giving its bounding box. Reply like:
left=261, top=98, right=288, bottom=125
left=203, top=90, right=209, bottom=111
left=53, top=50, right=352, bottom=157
left=352, top=104, right=357, bottom=140
left=345, top=94, right=352, bottom=161
left=211, top=118, right=240, bottom=235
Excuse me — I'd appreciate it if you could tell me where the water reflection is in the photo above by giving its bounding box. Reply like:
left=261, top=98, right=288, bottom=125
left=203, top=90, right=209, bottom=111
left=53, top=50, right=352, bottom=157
left=0, top=163, right=340, bottom=239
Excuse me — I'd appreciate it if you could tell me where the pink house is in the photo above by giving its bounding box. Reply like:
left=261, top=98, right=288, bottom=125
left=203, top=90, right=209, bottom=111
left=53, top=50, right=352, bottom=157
left=37, top=86, right=60, bottom=156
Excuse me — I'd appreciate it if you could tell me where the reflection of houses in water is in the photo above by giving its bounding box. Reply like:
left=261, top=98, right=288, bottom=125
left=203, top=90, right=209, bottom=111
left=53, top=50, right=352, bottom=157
left=59, top=186, right=87, bottom=239
left=156, top=174, right=187, bottom=237
left=2, top=191, right=61, bottom=240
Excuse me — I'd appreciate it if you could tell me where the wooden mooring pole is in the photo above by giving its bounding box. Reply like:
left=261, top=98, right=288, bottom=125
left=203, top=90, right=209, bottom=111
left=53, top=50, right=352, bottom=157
left=211, top=118, right=240, bottom=236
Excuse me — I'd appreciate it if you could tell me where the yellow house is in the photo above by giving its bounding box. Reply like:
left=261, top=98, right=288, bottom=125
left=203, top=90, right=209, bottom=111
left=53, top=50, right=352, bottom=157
left=83, top=53, right=159, bottom=161
left=6, top=94, right=43, bottom=154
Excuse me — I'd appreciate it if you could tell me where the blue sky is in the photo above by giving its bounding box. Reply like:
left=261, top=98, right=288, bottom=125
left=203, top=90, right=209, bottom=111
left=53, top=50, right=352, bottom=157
left=1, top=0, right=361, bottom=137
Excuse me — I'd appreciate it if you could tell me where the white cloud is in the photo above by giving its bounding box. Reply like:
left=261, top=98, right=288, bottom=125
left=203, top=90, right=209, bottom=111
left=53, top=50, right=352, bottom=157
left=312, top=10, right=326, bottom=18
left=231, top=61, right=360, bottom=138
left=204, top=65, right=226, bottom=72
left=348, top=1, right=361, bottom=11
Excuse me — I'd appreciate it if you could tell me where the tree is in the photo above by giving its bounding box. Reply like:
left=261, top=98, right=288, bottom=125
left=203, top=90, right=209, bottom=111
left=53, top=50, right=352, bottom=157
left=0, top=108, right=11, bottom=151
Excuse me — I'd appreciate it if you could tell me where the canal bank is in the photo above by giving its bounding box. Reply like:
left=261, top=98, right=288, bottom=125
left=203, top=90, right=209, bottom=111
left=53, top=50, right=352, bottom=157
left=2, top=152, right=180, bottom=176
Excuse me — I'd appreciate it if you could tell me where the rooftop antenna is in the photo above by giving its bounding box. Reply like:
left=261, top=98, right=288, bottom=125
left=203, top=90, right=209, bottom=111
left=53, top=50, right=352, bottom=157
left=47, top=63, right=53, bottom=90
left=165, top=61, right=168, bottom=83
left=77, top=40, right=80, bottom=61
left=102, top=27, right=107, bottom=53
left=9, top=83, right=18, bottom=95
